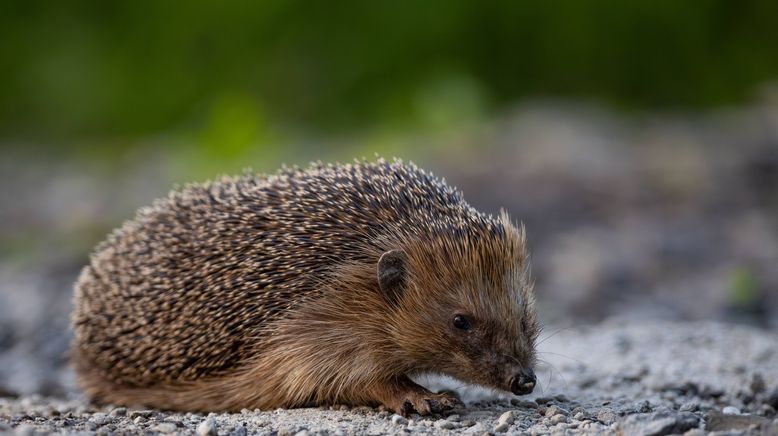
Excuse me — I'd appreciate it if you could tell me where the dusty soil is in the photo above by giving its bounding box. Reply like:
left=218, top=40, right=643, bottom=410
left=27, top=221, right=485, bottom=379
left=2, top=319, right=777, bottom=435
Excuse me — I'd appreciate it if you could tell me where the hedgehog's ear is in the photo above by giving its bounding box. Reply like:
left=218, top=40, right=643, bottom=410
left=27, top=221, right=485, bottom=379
left=377, top=249, right=408, bottom=306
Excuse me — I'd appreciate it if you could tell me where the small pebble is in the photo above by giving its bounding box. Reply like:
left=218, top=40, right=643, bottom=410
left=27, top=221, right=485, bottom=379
left=109, top=407, right=127, bottom=417
left=679, top=402, right=699, bottom=412
left=460, top=420, right=476, bottom=427
left=512, top=399, right=538, bottom=409
left=197, top=417, right=218, bottom=436
left=535, top=397, right=553, bottom=404
left=435, top=419, right=455, bottom=430
left=722, top=406, right=741, bottom=415
left=154, top=423, right=177, bottom=433
left=493, top=422, right=510, bottom=433
left=89, top=413, right=111, bottom=426
left=446, top=414, right=461, bottom=422
left=545, top=405, right=567, bottom=417
left=391, top=414, right=407, bottom=425
left=633, top=400, right=651, bottom=413
left=573, top=412, right=585, bottom=420
left=498, top=410, right=515, bottom=425
left=129, top=410, right=155, bottom=419
left=597, top=408, right=618, bottom=424
left=550, top=414, right=567, bottom=424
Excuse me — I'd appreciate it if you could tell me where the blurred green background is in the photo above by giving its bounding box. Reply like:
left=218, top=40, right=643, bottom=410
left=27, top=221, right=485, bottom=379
left=3, top=0, right=778, bottom=173
left=1, top=0, right=778, bottom=395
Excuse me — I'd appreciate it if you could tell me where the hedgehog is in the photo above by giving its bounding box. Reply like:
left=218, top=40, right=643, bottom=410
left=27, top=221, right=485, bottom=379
left=71, top=158, right=539, bottom=415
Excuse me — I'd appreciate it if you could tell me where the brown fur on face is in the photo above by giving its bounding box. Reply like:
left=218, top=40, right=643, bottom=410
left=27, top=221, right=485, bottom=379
left=385, top=213, right=538, bottom=394
left=71, top=159, right=538, bottom=415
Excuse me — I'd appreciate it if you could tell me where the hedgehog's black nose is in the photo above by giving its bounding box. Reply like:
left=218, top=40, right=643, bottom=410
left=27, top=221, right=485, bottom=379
left=510, top=368, right=536, bottom=395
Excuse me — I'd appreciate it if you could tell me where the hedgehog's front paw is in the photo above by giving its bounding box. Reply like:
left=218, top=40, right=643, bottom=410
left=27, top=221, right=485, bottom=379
left=398, top=390, right=463, bottom=416
left=370, top=376, right=463, bottom=416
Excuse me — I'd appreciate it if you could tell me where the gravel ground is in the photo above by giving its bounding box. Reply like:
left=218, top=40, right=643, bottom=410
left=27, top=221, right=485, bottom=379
left=2, top=319, right=777, bottom=435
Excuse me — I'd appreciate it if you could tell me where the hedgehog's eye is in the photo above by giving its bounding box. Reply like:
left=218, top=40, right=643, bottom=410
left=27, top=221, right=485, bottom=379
left=452, top=314, right=471, bottom=331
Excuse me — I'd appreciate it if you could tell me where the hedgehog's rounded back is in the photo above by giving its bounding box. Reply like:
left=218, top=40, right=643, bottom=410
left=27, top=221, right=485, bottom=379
left=71, top=159, right=537, bottom=413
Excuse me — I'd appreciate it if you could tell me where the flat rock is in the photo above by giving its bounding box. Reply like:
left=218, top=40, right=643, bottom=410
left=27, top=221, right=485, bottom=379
left=705, top=411, right=773, bottom=432
left=616, top=411, right=699, bottom=436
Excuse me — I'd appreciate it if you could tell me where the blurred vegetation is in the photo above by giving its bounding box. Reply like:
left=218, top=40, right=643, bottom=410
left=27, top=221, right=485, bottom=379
left=729, top=267, right=761, bottom=307
left=1, top=0, right=777, bottom=156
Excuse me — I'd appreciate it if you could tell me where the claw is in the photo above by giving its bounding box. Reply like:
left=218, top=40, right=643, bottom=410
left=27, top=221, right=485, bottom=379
left=400, top=400, right=414, bottom=417
left=397, top=392, right=461, bottom=416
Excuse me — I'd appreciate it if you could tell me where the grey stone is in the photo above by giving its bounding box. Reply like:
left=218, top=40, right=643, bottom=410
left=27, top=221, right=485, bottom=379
left=434, top=419, right=455, bottom=430
left=633, top=400, right=652, bottom=413
left=493, top=422, right=509, bottom=433
left=89, top=413, right=111, bottom=426
left=197, top=417, right=218, bottom=436
left=277, top=427, right=294, bottom=436
left=534, top=397, right=553, bottom=405
left=390, top=414, right=407, bottom=425
left=546, top=404, right=568, bottom=416
left=679, top=402, right=698, bottom=412
left=617, top=411, right=699, bottom=436
left=497, top=410, right=515, bottom=425
left=597, top=408, right=618, bottom=424
left=705, top=411, right=771, bottom=432
left=550, top=414, right=567, bottom=424
left=154, top=422, right=178, bottom=433
left=511, top=399, right=538, bottom=409
left=722, top=406, right=740, bottom=415
left=109, top=407, right=127, bottom=417
left=128, top=410, right=156, bottom=419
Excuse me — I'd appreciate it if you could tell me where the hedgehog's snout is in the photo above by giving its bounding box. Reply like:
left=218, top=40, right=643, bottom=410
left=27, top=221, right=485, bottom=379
left=509, top=368, right=536, bottom=395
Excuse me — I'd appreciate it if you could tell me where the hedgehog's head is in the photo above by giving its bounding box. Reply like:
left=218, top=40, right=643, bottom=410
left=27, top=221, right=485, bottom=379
left=379, top=213, right=538, bottom=397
